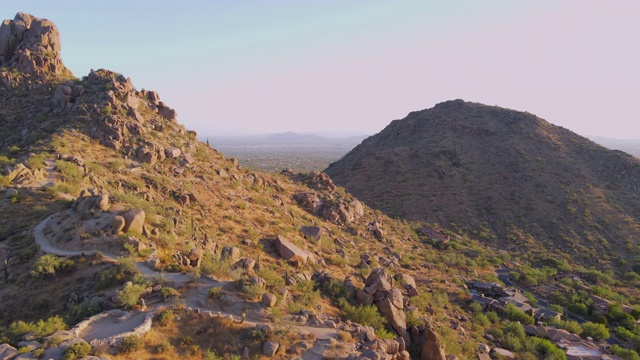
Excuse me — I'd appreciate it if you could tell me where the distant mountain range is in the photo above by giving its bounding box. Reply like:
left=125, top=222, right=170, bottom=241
left=202, top=132, right=368, bottom=147
left=590, top=136, right=640, bottom=158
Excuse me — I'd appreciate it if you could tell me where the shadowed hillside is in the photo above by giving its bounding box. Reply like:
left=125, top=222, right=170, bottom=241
left=326, top=100, right=640, bottom=268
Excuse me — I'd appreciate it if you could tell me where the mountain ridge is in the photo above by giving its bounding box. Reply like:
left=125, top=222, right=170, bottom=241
left=326, top=99, right=640, bottom=268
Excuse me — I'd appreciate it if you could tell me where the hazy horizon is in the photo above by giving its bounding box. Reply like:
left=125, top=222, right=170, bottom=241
left=4, top=1, right=639, bottom=139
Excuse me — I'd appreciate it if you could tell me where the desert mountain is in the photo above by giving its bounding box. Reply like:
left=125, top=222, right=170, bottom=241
left=0, top=13, right=466, bottom=360
left=1, top=13, right=638, bottom=360
left=326, top=100, right=640, bottom=268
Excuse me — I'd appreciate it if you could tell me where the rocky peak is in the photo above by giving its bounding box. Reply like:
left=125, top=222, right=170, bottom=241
left=0, top=12, right=69, bottom=77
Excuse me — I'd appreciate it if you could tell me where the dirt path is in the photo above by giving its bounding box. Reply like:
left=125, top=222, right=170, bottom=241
left=33, top=213, right=342, bottom=357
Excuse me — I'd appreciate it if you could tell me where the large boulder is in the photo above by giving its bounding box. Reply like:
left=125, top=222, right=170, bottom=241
left=188, top=248, right=203, bottom=268
left=262, top=341, right=279, bottom=357
left=377, top=288, right=408, bottom=343
left=111, top=215, right=126, bottom=234
left=421, top=325, right=446, bottom=360
left=300, top=226, right=322, bottom=240
left=0, top=344, right=18, bottom=360
left=122, top=209, right=145, bottom=235
left=262, top=293, right=277, bottom=308
left=220, top=246, right=241, bottom=263
left=274, top=235, right=314, bottom=267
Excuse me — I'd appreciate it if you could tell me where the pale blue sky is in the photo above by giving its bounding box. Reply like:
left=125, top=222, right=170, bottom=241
left=4, top=1, right=639, bottom=138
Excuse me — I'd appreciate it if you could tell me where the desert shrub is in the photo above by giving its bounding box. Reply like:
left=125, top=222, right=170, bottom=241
left=610, top=346, right=640, bottom=360
left=257, top=267, right=285, bottom=288
left=159, top=287, right=180, bottom=300
left=293, top=280, right=320, bottom=308
left=25, top=153, right=48, bottom=170
left=242, top=283, right=263, bottom=301
left=96, top=259, right=139, bottom=289
left=204, top=349, right=225, bottom=360
left=116, top=284, right=147, bottom=308
left=4, top=321, right=36, bottom=343
left=504, top=303, right=535, bottom=325
left=567, top=302, right=589, bottom=316
left=376, top=327, right=397, bottom=339
left=338, top=298, right=386, bottom=330
left=200, top=256, right=232, bottom=278
left=155, top=309, right=174, bottom=326
left=336, top=330, right=352, bottom=342
left=118, top=335, right=142, bottom=353
left=156, top=341, right=173, bottom=354
left=31, top=254, right=75, bottom=277
left=547, top=319, right=582, bottom=335
left=581, top=322, right=610, bottom=341
left=62, top=341, right=91, bottom=360
left=55, top=160, right=83, bottom=184
left=320, top=279, right=351, bottom=301
left=524, top=337, right=566, bottom=360
left=486, top=311, right=500, bottom=324
left=64, top=300, right=101, bottom=325
left=208, top=287, right=222, bottom=300
left=473, top=313, right=491, bottom=327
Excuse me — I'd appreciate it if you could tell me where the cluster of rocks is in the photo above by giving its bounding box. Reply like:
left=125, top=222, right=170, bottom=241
left=304, top=171, right=337, bottom=191
left=0, top=331, right=93, bottom=360
left=82, top=68, right=185, bottom=156
left=294, top=191, right=365, bottom=226
left=1, top=162, right=45, bottom=186
left=0, top=12, right=70, bottom=77
left=51, top=79, right=84, bottom=112
left=356, top=268, right=410, bottom=343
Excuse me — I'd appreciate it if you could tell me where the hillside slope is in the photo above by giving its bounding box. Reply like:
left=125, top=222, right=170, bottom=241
left=326, top=100, right=640, bottom=267
left=0, top=13, right=478, bottom=360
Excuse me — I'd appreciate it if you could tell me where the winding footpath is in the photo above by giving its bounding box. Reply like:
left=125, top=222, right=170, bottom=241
left=33, top=212, right=341, bottom=358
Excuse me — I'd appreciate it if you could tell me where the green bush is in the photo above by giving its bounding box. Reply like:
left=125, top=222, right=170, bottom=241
left=4, top=315, right=68, bottom=343
left=320, top=279, right=351, bottom=301
left=524, top=337, right=566, bottom=360
left=504, top=303, right=535, bottom=325
left=155, top=309, right=174, bottom=326
left=31, top=254, right=75, bottom=277
left=208, top=287, right=222, bottom=300
left=25, top=153, right=48, bottom=170
left=118, top=335, right=142, bottom=353
left=610, top=346, right=640, bottom=360
left=4, top=321, right=36, bottom=343
left=63, top=341, right=91, bottom=360
left=338, top=298, right=386, bottom=330
left=116, top=284, right=147, bottom=308
left=257, top=267, right=285, bottom=288
left=581, top=322, right=610, bottom=341
left=547, top=319, right=582, bottom=335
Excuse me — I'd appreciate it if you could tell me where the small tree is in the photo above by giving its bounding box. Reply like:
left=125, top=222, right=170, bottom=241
left=581, top=322, right=610, bottom=341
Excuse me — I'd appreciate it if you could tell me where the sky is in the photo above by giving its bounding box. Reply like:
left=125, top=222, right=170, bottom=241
left=4, top=1, right=640, bottom=138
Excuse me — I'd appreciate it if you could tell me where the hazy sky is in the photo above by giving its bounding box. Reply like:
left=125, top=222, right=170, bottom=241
left=5, top=1, right=639, bottom=138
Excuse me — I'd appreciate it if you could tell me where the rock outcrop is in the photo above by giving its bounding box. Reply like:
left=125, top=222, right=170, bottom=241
left=294, top=192, right=365, bottom=226
left=0, top=12, right=70, bottom=76
left=356, top=268, right=409, bottom=343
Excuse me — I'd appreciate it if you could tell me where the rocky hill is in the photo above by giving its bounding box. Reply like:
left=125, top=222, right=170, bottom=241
left=326, top=100, right=640, bottom=269
left=1, top=13, right=639, bottom=360
left=0, top=13, right=483, bottom=360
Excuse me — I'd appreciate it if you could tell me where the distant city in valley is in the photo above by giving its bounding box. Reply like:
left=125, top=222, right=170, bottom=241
left=203, top=132, right=368, bottom=172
